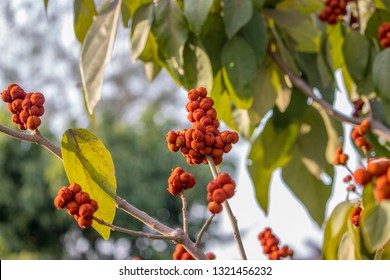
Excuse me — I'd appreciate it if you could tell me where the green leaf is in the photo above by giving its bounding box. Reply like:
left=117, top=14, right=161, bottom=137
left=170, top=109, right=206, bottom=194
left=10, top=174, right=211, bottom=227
left=221, top=36, right=258, bottom=109
left=282, top=148, right=332, bottom=226
left=184, top=0, right=214, bottom=35
left=248, top=118, right=299, bottom=213
left=181, top=35, right=213, bottom=91
left=144, top=61, right=162, bottom=81
left=121, top=0, right=153, bottom=27
left=80, top=0, right=122, bottom=115
left=326, top=24, right=345, bottom=71
left=200, top=13, right=227, bottom=75
left=153, top=0, right=189, bottom=77
left=322, top=201, right=355, bottom=259
left=252, top=0, right=265, bottom=10
left=338, top=233, right=357, bottom=259
left=238, top=11, right=267, bottom=65
left=360, top=201, right=390, bottom=252
left=74, top=0, right=97, bottom=44
left=380, top=242, right=390, bottom=259
left=343, top=31, right=371, bottom=82
left=252, top=57, right=277, bottom=120
left=365, top=9, right=390, bottom=40
left=61, top=129, right=117, bottom=240
left=362, top=183, right=376, bottom=210
left=373, top=48, right=390, bottom=100
left=264, top=8, right=320, bottom=52
left=223, top=0, right=253, bottom=39
left=130, top=3, right=154, bottom=62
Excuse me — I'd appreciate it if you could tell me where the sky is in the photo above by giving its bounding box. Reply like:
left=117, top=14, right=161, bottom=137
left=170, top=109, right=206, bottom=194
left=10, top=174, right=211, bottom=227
left=0, top=0, right=363, bottom=260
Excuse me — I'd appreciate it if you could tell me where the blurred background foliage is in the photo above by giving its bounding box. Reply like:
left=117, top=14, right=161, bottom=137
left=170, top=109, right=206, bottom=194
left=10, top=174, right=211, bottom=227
left=0, top=0, right=235, bottom=259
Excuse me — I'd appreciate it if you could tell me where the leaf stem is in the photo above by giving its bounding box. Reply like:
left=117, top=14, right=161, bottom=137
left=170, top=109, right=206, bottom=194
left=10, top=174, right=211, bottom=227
left=206, top=155, right=247, bottom=260
left=196, top=214, right=215, bottom=247
left=181, top=191, right=189, bottom=233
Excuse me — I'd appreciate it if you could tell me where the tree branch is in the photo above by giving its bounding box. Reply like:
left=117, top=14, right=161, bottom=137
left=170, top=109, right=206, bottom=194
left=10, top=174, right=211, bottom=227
left=0, top=124, right=209, bottom=260
left=196, top=214, right=215, bottom=247
left=267, top=47, right=390, bottom=143
left=206, top=155, right=247, bottom=260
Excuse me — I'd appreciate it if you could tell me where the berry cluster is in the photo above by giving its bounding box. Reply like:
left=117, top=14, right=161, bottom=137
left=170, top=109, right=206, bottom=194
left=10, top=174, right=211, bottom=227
left=378, top=22, right=390, bottom=48
left=166, top=87, right=239, bottom=166
left=257, top=228, right=294, bottom=260
left=351, top=120, right=372, bottom=154
left=54, top=183, right=98, bottom=229
left=206, top=173, right=236, bottom=214
left=318, top=0, right=350, bottom=25
left=1, top=84, right=45, bottom=131
left=167, top=167, right=196, bottom=195
left=333, top=147, right=349, bottom=166
left=172, top=244, right=216, bottom=260
left=350, top=206, right=363, bottom=227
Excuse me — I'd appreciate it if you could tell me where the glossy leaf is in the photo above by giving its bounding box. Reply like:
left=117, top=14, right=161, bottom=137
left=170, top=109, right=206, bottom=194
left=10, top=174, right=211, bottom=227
left=373, top=48, right=390, bottom=100
left=153, top=0, right=189, bottom=77
left=74, top=0, right=97, bottom=44
left=184, top=0, right=214, bottom=35
left=221, top=36, right=258, bottom=109
left=343, top=31, right=371, bottom=82
left=322, top=201, right=355, bottom=259
left=131, top=3, right=154, bottom=62
left=223, top=0, right=253, bottom=39
left=248, top=117, right=299, bottom=213
left=80, top=0, right=121, bottom=115
left=61, top=129, right=117, bottom=240
left=360, top=201, right=390, bottom=252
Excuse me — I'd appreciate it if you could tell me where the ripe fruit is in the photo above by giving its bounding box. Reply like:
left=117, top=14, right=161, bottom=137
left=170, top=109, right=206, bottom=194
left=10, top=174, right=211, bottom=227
left=378, top=22, right=390, bottom=48
left=208, top=201, right=223, bottom=214
left=353, top=168, right=372, bottom=186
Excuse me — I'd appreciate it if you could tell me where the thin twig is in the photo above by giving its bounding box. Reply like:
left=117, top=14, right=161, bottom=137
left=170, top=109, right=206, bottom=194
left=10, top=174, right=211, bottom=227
left=267, top=47, right=390, bottom=143
left=196, top=214, right=215, bottom=247
left=93, top=217, right=177, bottom=240
left=181, top=191, right=189, bottom=233
left=206, top=155, right=247, bottom=260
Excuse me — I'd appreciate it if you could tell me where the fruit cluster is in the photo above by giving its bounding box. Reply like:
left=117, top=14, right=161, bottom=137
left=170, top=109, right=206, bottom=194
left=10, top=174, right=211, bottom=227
left=378, top=22, right=390, bottom=48
left=350, top=206, right=363, bottom=227
left=54, top=183, right=98, bottom=229
left=318, top=0, right=350, bottom=25
left=206, top=173, right=236, bottom=214
left=351, top=120, right=372, bottom=154
left=352, top=98, right=364, bottom=117
left=333, top=147, right=349, bottom=166
left=172, top=244, right=216, bottom=260
left=1, top=84, right=45, bottom=131
left=167, top=167, right=196, bottom=195
left=166, top=87, right=239, bottom=166
left=257, top=228, right=294, bottom=260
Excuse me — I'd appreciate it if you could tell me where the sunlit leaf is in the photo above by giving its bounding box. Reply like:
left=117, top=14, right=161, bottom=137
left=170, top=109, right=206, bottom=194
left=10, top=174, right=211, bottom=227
left=144, top=61, right=162, bottom=81
left=130, top=3, right=154, bottom=62
left=61, top=129, right=117, bottom=240
left=360, top=201, right=390, bottom=252
left=181, top=35, right=213, bottom=92
left=223, top=0, right=253, bottom=39
left=222, top=36, right=258, bottom=109
left=184, top=0, right=214, bottom=35
left=80, top=0, right=121, bottom=115
left=373, top=49, right=390, bottom=100
left=74, top=0, right=97, bottom=44
left=121, top=0, right=153, bottom=27
left=322, top=201, right=355, bottom=259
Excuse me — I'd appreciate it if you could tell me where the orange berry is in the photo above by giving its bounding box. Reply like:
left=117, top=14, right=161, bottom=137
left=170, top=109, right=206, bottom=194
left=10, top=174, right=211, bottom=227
left=66, top=200, right=80, bottom=216
left=212, top=188, right=227, bottom=204
left=77, top=216, right=93, bottom=229
left=79, top=203, right=95, bottom=219
left=75, top=191, right=91, bottom=205
left=30, top=92, right=45, bottom=106
left=26, top=115, right=41, bottom=130
left=206, top=252, right=216, bottom=260
left=208, top=201, right=223, bottom=214
left=68, top=183, right=82, bottom=195
left=339, top=154, right=349, bottom=165
left=54, top=196, right=66, bottom=209
left=367, top=159, right=389, bottom=177
left=222, top=183, right=235, bottom=199
left=353, top=168, right=372, bottom=186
